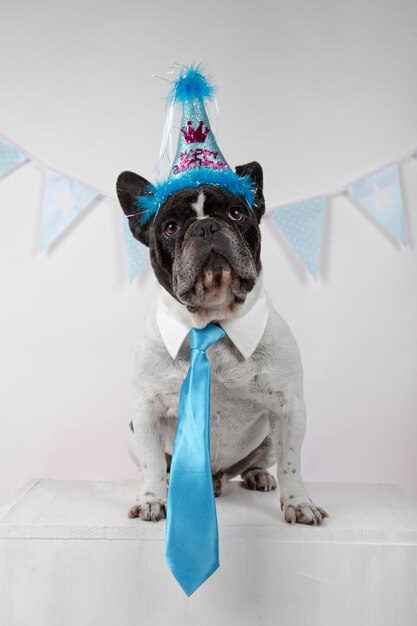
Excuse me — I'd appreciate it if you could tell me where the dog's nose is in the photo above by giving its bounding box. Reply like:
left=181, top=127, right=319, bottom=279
left=194, top=219, right=220, bottom=241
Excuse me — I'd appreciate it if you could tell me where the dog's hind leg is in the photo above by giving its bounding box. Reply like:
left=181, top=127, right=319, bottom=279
left=212, top=470, right=224, bottom=497
left=223, top=435, right=277, bottom=492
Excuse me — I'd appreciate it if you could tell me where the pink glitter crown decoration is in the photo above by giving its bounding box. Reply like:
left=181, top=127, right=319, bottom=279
left=181, top=120, right=211, bottom=144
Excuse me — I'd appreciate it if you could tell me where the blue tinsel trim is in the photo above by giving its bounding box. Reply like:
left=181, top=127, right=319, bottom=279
left=136, top=169, right=256, bottom=225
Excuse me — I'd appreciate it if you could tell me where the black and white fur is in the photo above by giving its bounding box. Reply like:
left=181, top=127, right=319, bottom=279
left=116, top=162, right=329, bottom=525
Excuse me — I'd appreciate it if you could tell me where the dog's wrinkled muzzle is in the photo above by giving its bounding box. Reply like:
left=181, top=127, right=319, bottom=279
left=172, top=220, right=257, bottom=310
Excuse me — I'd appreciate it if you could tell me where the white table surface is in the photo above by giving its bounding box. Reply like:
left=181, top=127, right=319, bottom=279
left=1, top=478, right=416, bottom=626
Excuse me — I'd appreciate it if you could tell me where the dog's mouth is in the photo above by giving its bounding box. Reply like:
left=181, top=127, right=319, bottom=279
left=177, top=251, right=256, bottom=313
left=202, top=253, right=233, bottom=291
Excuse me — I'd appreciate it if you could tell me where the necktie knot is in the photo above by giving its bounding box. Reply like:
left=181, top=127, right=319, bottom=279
left=189, top=323, right=226, bottom=352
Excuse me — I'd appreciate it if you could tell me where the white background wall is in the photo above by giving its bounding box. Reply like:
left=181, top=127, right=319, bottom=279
left=1, top=0, right=416, bottom=506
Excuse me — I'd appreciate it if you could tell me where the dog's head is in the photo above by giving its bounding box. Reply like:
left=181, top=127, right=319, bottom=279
left=116, top=162, right=265, bottom=315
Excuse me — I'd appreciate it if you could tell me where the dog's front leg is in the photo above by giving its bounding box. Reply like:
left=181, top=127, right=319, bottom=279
left=128, top=401, right=167, bottom=522
left=270, top=396, right=329, bottom=525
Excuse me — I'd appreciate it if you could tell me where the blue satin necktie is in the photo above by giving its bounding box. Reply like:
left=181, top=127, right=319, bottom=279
left=165, top=322, right=226, bottom=596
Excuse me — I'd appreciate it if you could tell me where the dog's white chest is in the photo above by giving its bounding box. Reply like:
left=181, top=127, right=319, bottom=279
left=210, top=382, right=271, bottom=471
left=163, top=369, right=272, bottom=471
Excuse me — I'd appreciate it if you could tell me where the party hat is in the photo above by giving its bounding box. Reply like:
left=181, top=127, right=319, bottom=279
left=137, top=64, right=256, bottom=224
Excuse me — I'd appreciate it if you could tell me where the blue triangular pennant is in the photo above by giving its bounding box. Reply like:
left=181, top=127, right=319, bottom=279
left=347, top=163, right=406, bottom=244
left=0, top=138, right=27, bottom=178
left=271, top=196, right=326, bottom=279
left=122, top=216, right=148, bottom=283
left=40, top=169, right=98, bottom=251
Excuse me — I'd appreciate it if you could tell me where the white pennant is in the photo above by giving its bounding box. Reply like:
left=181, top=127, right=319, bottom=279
left=122, top=215, right=148, bottom=283
left=271, top=196, right=327, bottom=279
left=0, top=138, right=27, bottom=178
left=347, top=162, right=406, bottom=244
left=40, top=169, right=98, bottom=251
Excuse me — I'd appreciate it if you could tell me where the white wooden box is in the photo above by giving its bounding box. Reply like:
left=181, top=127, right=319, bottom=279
left=0, top=478, right=416, bottom=626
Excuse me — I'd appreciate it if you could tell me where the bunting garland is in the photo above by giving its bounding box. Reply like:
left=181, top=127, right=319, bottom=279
left=266, top=153, right=413, bottom=278
left=0, top=132, right=416, bottom=283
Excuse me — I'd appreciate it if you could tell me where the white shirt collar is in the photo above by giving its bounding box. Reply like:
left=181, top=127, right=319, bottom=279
left=156, top=280, right=269, bottom=360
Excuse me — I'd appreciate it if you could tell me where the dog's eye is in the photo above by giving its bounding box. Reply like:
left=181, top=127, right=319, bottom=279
left=164, top=221, right=179, bottom=237
left=228, top=207, right=243, bottom=221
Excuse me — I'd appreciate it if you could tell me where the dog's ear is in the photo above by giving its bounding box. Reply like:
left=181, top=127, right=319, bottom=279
left=116, top=171, right=155, bottom=247
left=235, top=161, right=265, bottom=223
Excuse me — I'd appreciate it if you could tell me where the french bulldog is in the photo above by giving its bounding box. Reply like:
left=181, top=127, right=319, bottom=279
left=116, top=162, right=329, bottom=525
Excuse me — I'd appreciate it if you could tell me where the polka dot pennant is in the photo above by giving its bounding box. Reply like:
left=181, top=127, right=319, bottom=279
left=122, top=216, right=148, bottom=283
left=40, top=169, right=98, bottom=251
left=0, top=138, right=27, bottom=178
left=271, top=196, right=326, bottom=279
left=347, top=163, right=406, bottom=245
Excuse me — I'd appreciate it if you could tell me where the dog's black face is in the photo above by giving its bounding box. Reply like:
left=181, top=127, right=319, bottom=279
left=116, top=162, right=265, bottom=313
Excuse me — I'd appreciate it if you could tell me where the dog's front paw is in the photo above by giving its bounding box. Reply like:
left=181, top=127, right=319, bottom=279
left=281, top=495, right=329, bottom=525
left=128, top=497, right=167, bottom=522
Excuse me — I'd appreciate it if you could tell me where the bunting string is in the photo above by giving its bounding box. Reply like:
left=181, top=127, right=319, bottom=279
left=0, top=131, right=116, bottom=199
left=0, top=130, right=416, bottom=283
left=266, top=144, right=417, bottom=210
